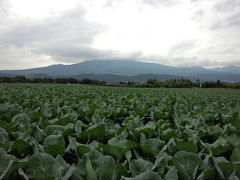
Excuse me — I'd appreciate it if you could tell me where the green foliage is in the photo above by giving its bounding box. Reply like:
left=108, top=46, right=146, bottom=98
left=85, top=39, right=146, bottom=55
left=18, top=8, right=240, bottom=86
left=0, top=83, right=240, bottom=179
left=11, top=139, right=31, bottom=158
left=43, top=135, right=65, bottom=156
left=0, top=76, right=106, bottom=84
left=171, top=151, right=202, bottom=179
left=231, top=147, right=240, bottom=162
left=174, top=141, right=198, bottom=153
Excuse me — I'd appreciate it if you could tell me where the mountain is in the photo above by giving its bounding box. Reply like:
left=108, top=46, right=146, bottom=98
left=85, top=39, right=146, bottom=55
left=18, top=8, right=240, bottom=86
left=213, top=66, right=240, bottom=74
left=0, top=60, right=240, bottom=82
left=0, top=60, right=215, bottom=76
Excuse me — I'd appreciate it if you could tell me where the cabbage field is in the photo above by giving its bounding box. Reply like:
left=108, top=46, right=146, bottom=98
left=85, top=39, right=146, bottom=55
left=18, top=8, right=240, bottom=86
left=0, top=83, right=240, bottom=180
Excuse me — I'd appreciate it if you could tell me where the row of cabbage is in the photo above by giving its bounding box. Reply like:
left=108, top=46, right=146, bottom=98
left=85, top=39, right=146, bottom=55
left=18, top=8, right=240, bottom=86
left=0, top=84, right=240, bottom=179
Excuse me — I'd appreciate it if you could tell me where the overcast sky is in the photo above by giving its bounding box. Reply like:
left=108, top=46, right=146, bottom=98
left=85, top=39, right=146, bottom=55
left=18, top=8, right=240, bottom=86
left=0, top=0, right=240, bottom=69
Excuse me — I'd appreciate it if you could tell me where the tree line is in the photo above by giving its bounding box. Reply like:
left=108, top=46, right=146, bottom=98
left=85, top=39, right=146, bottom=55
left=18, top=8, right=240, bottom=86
left=127, top=78, right=240, bottom=89
left=0, top=76, right=106, bottom=85
left=1, top=76, right=240, bottom=88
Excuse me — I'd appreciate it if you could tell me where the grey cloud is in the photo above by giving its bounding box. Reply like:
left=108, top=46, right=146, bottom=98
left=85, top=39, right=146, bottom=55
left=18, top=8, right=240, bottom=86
left=142, top=0, right=178, bottom=7
left=177, top=58, right=240, bottom=68
left=138, top=55, right=213, bottom=68
left=205, top=59, right=240, bottom=67
left=190, top=0, right=201, bottom=3
left=0, top=0, right=8, bottom=15
left=137, top=53, right=240, bottom=68
left=104, top=0, right=114, bottom=8
left=104, top=0, right=121, bottom=8
left=0, top=0, right=11, bottom=22
left=37, top=43, right=143, bottom=63
left=168, top=40, right=197, bottom=56
left=0, top=4, right=110, bottom=65
left=214, top=0, right=240, bottom=12
left=227, top=13, right=240, bottom=27
left=191, top=9, right=204, bottom=21
left=1, top=0, right=240, bottom=69
left=211, top=21, right=224, bottom=30
left=0, top=1, right=143, bottom=67
left=0, top=45, right=55, bottom=70
left=169, top=57, right=210, bottom=67
left=174, top=57, right=220, bottom=68
left=0, top=5, right=104, bottom=47
left=190, top=0, right=208, bottom=5
left=152, top=56, right=240, bottom=68
left=211, top=0, right=240, bottom=29
left=224, top=44, right=240, bottom=54
left=211, top=12, right=240, bottom=29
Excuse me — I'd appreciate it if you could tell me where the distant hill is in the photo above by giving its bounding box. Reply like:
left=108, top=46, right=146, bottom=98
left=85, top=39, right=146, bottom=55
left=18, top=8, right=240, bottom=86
left=0, top=60, right=240, bottom=82
left=212, top=66, right=240, bottom=74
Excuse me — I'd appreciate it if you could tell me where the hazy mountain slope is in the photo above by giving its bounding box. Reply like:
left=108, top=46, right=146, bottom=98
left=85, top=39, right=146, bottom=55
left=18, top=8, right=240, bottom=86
left=213, top=66, right=240, bottom=74
left=0, top=60, right=240, bottom=82
left=0, top=60, right=220, bottom=75
left=0, top=60, right=178, bottom=76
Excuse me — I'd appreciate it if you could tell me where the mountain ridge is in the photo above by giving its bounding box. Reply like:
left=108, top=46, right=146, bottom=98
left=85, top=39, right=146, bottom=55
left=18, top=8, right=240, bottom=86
left=0, top=60, right=240, bottom=82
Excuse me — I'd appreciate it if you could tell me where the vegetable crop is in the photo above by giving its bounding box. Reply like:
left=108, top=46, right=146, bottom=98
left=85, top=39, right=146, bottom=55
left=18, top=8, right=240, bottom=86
left=0, top=83, right=240, bottom=180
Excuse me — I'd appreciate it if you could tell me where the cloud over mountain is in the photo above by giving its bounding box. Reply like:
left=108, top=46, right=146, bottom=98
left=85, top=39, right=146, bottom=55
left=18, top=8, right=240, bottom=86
left=0, top=0, right=240, bottom=69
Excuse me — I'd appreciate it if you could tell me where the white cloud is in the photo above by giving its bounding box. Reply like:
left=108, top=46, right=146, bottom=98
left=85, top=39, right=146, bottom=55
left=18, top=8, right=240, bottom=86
left=0, top=0, right=240, bottom=69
